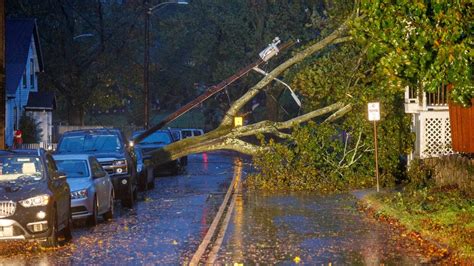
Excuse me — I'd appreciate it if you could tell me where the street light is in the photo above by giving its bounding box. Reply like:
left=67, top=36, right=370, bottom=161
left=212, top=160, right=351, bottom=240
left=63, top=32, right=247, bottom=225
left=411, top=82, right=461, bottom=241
left=144, top=0, right=188, bottom=129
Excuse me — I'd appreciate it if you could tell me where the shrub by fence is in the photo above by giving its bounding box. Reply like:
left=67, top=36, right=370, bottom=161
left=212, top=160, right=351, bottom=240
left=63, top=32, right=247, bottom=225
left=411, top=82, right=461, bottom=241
left=425, top=155, right=474, bottom=198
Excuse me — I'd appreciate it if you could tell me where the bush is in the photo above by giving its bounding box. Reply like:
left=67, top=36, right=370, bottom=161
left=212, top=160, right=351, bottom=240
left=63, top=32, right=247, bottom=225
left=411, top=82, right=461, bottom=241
left=405, top=158, right=435, bottom=190
left=247, top=123, right=381, bottom=193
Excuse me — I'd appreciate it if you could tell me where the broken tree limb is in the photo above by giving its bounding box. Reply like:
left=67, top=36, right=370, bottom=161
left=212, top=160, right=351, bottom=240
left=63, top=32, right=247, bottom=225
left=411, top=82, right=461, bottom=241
left=150, top=102, right=349, bottom=165
left=148, top=20, right=355, bottom=167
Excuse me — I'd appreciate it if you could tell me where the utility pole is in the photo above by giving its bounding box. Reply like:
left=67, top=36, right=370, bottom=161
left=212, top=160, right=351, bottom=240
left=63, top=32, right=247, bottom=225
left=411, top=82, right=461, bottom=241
left=134, top=38, right=295, bottom=144
left=143, top=5, right=150, bottom=129
left=0, top=0, right=5, bottom=150
left=143, top=1, right=188, bottom=130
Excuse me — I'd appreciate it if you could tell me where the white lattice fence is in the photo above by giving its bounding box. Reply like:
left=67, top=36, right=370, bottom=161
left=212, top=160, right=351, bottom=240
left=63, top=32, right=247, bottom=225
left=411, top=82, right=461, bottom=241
left=419, top=111, right=454, bottom=158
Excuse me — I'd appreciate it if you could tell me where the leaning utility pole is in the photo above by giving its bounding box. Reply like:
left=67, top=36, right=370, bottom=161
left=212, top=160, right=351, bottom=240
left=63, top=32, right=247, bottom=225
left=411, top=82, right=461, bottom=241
left=0, top=0, right=5, bottom=149
left=134, top=37, right=295, bottom=144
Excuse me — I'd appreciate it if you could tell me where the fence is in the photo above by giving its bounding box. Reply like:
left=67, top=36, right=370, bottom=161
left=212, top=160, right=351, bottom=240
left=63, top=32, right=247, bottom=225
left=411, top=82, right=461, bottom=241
left=18, top=143, right=57, bottom=150
left=425, top=155, right=474, bottom=197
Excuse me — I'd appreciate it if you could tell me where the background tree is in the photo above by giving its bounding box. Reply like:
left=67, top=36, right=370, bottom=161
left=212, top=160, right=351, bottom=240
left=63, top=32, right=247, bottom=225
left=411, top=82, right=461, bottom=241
left=7, top=0, right=144, bottom=125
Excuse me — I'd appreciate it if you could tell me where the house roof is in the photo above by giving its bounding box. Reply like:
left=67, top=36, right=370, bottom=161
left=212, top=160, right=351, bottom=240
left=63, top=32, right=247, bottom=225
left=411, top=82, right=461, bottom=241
left=25, top=91, right=56, bottom=110
left=6, top=18, right=44, bottom=96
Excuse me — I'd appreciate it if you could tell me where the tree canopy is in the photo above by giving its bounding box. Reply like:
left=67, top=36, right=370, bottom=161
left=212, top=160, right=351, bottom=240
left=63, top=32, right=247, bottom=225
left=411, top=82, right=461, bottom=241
left=352, top=0, right=473, bottom=106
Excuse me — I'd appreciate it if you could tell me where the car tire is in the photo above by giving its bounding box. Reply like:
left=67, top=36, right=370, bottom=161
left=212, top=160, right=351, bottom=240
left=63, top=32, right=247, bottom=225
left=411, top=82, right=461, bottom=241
left=147, top=169, right=155, bottom=189
left=138, top=173, right=147, bottom=191
left=63, top=209, right=73, bottom=241
left=103, top=191, right=114, bottom=221
left=122, top=184, right=135, bottom=208
left=44, top=208, right=59, bottom=247
left=86, top=196, right=98, bottom=226
left=172, top=160, right=181, bottom=175
left=148, top=175, right=155, bottom=190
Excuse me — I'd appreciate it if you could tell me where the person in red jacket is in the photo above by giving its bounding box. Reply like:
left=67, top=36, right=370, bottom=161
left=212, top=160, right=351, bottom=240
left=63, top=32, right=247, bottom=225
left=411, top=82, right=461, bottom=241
left=13, top=129, right=23, bottom=149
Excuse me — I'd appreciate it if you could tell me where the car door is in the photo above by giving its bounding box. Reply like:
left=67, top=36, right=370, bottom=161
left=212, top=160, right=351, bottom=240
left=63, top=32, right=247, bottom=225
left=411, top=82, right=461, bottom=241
left=90, top=157, right=108, bottom=214
left=46, top=154, right=69, bottom=226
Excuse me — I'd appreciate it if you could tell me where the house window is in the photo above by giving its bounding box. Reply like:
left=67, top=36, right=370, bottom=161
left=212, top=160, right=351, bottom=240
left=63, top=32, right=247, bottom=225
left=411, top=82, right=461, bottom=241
left=22, top=72, right=27, bottom=89
left=30, top=58, right=35, bottom=88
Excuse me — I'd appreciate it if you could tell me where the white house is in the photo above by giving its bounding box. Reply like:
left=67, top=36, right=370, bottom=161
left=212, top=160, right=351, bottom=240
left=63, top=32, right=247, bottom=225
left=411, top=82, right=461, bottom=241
left=5, top=18, right=44, bottom=147
left=404, top=85, right=453, bottom=159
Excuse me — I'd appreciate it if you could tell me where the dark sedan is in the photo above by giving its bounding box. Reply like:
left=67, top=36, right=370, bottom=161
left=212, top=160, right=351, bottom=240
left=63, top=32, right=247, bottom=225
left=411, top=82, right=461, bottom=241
left=0, top=149, right=72, bottom=247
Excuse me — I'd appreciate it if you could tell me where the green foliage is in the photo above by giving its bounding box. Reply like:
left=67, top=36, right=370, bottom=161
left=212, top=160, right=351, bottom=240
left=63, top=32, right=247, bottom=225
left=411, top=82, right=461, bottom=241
left=251, top=40, right=414, bottom=192
left=405, top=159, right=434, bottom=190
left=19, top=115, right=42, bottom=144
left=248, top=122, right=376, bottom=193
left=352, top=0, right=473, bottom=106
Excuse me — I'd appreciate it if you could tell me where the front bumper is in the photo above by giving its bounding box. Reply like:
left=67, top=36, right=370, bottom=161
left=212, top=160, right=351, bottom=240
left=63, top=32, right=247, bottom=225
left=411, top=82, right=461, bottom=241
left=110, top=173, right=133, bottom=200
left=71, top=197, right=94, bottom=220
left=0, top=216, right=51, bottom=242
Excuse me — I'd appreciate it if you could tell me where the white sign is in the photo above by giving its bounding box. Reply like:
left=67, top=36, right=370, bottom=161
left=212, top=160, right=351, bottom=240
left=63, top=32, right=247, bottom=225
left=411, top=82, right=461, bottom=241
left=368, top=102, right=380, bottom=121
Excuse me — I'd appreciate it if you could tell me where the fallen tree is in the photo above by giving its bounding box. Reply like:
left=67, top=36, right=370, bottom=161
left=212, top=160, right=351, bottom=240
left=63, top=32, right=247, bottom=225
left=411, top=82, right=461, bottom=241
left=149, top=19, right=353, bottom=166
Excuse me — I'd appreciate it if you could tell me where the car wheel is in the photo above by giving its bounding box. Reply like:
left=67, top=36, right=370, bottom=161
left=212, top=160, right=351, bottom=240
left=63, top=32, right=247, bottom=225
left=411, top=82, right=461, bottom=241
left=86, top=196, right=98, bottom=226
left=63, top=208, right=73, bottom=241
left=172, top=160, right=181, bottom=175
left=148, top=174, right=155, bottom=190
left=44, top=208, right=58, bottom=247
left=103, top=191, right=114, bottom=221
left=122, top=184, right=135, bottom=208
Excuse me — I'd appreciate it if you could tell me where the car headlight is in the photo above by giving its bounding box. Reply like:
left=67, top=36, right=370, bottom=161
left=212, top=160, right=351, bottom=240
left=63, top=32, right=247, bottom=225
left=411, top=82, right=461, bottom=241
left=71, top=189, right=88, bottom=199
left=19, top=194, right=50, bottom=208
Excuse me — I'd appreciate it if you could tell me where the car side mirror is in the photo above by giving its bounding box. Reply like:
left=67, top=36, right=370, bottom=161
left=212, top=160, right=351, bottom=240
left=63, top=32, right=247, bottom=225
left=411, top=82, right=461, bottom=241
left=54, top=171, right=67, bottom=181
left=94, top=171, right=107, bottom=179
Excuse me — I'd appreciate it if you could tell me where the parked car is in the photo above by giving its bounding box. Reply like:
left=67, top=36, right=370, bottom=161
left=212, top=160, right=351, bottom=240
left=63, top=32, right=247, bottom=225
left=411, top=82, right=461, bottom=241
left=56, top=128, right=137, bottom=208
left=131, top=130, right=183, bottom=175
left=168, top=128, right=187, bottom=166
left=131, top=146, right=154, bottom=190
left=0, top=149, right=72, bottom=247
left=180, top=128, right=204, bottom=139
left=53, top=154, right=114, bottom=226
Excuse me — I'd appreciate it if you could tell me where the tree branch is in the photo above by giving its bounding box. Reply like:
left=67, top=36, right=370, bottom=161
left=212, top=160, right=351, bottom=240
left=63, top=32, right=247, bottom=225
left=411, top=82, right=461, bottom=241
left=221, top=19, right=351, bottom=126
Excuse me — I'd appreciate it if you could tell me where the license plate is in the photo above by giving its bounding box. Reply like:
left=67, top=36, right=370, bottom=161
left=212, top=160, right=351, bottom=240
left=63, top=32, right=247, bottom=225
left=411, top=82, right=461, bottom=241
left=0, top=226, right=13, bottom=237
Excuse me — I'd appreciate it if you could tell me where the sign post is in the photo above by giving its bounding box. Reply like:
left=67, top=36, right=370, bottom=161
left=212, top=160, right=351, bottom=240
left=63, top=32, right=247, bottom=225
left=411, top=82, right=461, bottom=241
left=368, top=102, right=380, bottom=192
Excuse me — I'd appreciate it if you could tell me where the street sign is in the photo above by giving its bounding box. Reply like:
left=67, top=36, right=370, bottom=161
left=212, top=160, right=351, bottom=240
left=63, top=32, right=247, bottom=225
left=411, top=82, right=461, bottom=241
left=367, top=102, right=380, bottom=192
left=368, top=102, right=380, bottom=121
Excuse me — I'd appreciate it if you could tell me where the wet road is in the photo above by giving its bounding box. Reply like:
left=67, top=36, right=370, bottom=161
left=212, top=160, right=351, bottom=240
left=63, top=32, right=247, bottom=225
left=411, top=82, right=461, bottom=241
left=1, top=152, right=447, bottom=265
left=216, top=192, right=444, bottom=264
left=0, top=152, right=238, bottom=265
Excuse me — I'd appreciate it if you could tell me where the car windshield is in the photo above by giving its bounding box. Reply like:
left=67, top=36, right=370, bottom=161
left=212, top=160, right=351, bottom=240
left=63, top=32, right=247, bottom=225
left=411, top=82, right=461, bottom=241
left=58, top=134, right=122, bottom=153
left=0, top=156, right=43, bottom=182
left=56, top=160, right=90, bottom=178
left=133, top=131, right=171, bottom=145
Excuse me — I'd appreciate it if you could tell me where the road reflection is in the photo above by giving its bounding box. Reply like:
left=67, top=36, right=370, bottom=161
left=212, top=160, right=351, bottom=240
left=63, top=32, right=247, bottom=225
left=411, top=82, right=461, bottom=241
left=217, top=192, right=443, bottom=264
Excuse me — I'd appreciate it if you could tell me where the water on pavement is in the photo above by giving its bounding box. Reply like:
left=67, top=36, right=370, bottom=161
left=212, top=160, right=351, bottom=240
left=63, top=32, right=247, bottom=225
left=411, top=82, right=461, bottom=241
left=216, top=191, right=442, bottom=265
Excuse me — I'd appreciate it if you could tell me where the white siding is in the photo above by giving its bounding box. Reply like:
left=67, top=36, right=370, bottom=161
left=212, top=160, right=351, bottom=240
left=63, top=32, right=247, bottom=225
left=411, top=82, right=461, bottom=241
left=5, top=36, right=39, bottom=147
